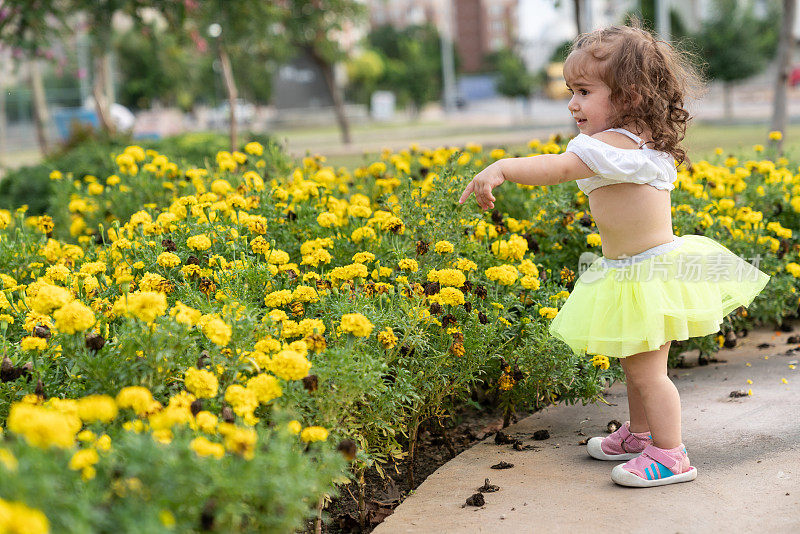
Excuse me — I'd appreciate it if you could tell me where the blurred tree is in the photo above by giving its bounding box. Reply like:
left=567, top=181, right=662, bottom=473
left=344, top=49, right=385, bottom=108
left=182, top=0, right=284, bottom=151
left=487, top=48, right=537, bottom=117
left=368, top=23, right=443, bottom=118
left=769, top=0, right=796, bottom=151
left=66, top=1, right=188, bottom=135
left=275, top=0, right=367, bottom=145
left=691, top=0, right=780, bottom=120
left=0, top=0, right=67, bottom=154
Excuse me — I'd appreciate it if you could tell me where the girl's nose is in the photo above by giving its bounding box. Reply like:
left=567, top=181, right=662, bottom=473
left=568, top=97, right=579, bottom=112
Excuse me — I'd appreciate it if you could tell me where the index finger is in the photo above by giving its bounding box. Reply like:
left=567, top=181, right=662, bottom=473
left=459, top=181, right=475, bottom=204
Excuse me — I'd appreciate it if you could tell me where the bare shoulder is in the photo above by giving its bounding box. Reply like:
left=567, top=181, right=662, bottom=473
left=590, top=131, right=639, bottom=149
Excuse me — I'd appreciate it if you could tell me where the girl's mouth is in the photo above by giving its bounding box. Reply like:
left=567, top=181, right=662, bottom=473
left=576, top=118, right=586, bottom=125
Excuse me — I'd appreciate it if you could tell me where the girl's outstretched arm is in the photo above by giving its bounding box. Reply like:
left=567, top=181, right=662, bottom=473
left=458, top=152, right=595, bottom=210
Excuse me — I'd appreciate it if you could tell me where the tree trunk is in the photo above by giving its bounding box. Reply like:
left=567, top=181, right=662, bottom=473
left=92, top=51, right=115, bottom=134
left=313, top=51, right=352, bottom=145
left=574, top=0, right=583, bottom=35
left=29, top=59, right=50, bottom=154
left=722, top=82, right=733, bottom=122
left=769, top=0, right=797, bottom=153
left=218, top=44, right=238, bottom=153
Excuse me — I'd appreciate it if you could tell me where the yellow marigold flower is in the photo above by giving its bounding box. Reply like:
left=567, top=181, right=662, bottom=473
left=246, top=374, right=282, bottom=404
left=190, top=436, right=225, bottom=459
left=300, top=426, right=328, bottom=443
left=434, top=240, right=455, bottom=254
left=94, top=434, right=112, bottom=452
left=269, top=349, right=312, bottom=380
left=521, top=275, right=541, bottom=290
left=7, top=403, right=81, bottom=449
left=170, top=302, right=202, bottom=327
left=245, top=141, right=264, bottom=156
left=380, top=215, right=405, bottom=234
left=0, top=314, right=13, bottom=325
left=224, top=385, right=259, bottom=418
left=317, top=212, right=339, bottom=228
left=159, top=510, right=177, bottom=529
left=485, top=265, right=519, bottom=286
left=77, top=395, right=118, bottom=423
left=0, top=449, right=18, bottom=472
left=490, top=148, right=506, bottom=159
left=113, top=291, right=167, bottom=324
left=31, top=283, right=73, bottom=314
left=398, top=258, right=419, bottom=272
left=36, top=215, right=54, bottom=234
left=351, top=226, right=377, bottom=243
left=68, top=448, right=99, bottom=471
left=186, top=234, right=212, bottom=251
left=20, top=336, right=47, bottom=351
left=87, top=183, right=104, bottom=196
left=377, top=327, right=398, bottom=349
left=352, top=251, right=375, bottom=264
left=785, top=262, right=800, bottom=278
left=287, top=420, right=302, bottom=434
left=292, top=285, right=320, bottom=303
left=768, top=130, right=782, bottom=141
left=264, top=289, right=293, bottom=308
left=195, top=411, right=218, bottom=434
left=210, top=179, right=232, bottom=196
left=436, top=287, right=465, bottom=306
left=591, top=354, right=610, bottom=370
left=116, top=386, right=156, bottom=416
left=223, top=426, right=256, bottom=459
left=586, top=233, right=602, bottom=247
left=539, top=307, right=558, bottom=319
left=0, top=499, right=50, bottom=534
left=339, top=313, right=374, bottom=337
left=157, top=252, right=181, bottom=268
left=202, top=317, right=232, bottom=346
left=53, top=300, right=95, bottom=334
left=254, top=337, right=281, bottom=353
left=184, top=368, right=219, bottom=399
left=368, top=161, right=386, bottom=176
left=753, top=144, right=764, bottom=152
left=435, top=268, right=466, bottom=287
left=453, top=258, right=477, bottom=272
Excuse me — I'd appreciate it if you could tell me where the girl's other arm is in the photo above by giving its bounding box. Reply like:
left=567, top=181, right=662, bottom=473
left=458, top=152, right=595, bottom=210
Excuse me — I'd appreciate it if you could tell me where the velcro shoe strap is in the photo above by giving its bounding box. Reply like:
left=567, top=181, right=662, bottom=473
left=641, top=444, right=679, bottom=473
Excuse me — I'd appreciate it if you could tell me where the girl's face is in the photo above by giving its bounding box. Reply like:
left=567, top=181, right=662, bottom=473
left=565, top=74, right=613, bottom=136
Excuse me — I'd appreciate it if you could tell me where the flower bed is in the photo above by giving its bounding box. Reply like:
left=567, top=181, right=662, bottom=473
left=0, top=136, right=797, bottom=532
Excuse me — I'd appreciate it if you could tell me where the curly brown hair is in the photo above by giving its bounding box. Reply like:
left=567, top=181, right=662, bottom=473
left=563, top=20, right=706, bottom=166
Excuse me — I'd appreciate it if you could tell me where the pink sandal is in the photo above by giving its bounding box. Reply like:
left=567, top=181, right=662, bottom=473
left=611, top=443, right=698, bottom=487
left=586, top=421, right=652, bottom=461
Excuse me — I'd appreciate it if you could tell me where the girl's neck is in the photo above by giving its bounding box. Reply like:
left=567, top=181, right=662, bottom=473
left=619, top=123, right=653, bottom=147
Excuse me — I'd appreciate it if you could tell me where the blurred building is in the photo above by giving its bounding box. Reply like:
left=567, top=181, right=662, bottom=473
left=366, top=0, right=518, bottom=73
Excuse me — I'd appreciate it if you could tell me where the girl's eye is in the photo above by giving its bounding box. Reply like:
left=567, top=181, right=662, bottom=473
left=579, top=89, right=588, bottom=96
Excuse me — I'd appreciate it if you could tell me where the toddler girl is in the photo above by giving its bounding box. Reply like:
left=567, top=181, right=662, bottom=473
left=458, top=24, right=770, bottom=487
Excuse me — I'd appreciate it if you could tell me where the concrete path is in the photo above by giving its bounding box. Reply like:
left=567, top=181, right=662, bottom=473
left=375, top=323, right=800, bottom=533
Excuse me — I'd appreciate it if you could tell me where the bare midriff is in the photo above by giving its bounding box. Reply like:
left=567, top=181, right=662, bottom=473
left=587, top=182, right=675, bottom=260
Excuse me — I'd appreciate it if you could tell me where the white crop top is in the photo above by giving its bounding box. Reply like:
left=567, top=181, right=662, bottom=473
left=565, top=128, right=678, bottom=195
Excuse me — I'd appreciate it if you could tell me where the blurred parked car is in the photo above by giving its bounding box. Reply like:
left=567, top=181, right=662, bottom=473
left=545, top=62, right=571, bottom=100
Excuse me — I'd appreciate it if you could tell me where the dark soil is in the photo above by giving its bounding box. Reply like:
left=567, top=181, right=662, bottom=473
left=303, top=404, right=532, bottom=533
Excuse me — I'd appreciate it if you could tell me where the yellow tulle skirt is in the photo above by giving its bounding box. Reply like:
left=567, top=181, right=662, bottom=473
left=548, top=234, right=771, bottom=358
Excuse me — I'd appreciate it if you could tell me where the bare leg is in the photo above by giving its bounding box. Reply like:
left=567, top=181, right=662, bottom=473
left=621, top=359, right=649, bottom=433
left=620, top=341, right=681, bottom=449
